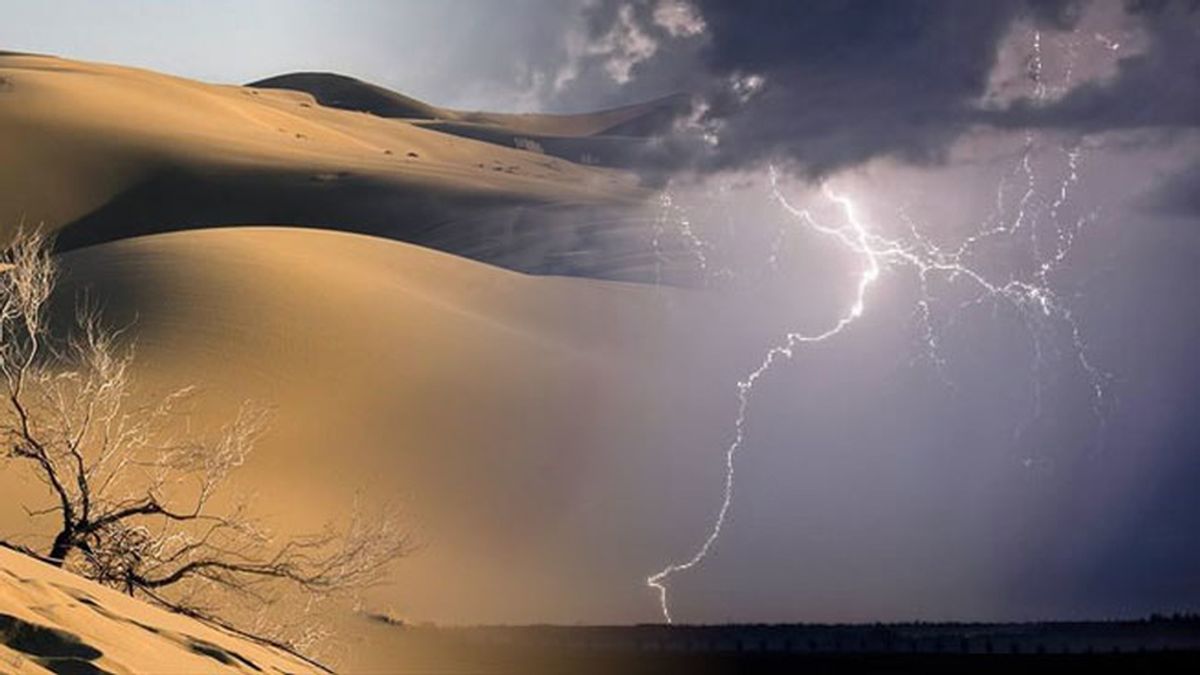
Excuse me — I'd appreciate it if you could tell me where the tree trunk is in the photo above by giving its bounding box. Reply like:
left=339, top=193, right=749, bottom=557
left=47, top=529, right=72, bottom=566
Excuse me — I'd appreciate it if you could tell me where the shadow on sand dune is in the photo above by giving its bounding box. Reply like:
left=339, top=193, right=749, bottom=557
left=55, top=166, right=683, bottom=283
left=0, top=612, right=107, bottom=674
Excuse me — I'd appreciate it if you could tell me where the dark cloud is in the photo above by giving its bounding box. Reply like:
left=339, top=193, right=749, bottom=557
left=552, top=0, right=1085, bottom=178
left=688, top=0, right=1033, bottom=176
left=547, top=0, right=1196, bottom=179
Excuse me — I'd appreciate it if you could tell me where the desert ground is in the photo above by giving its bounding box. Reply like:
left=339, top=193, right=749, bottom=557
left=0, top=544, right=317, bottom=673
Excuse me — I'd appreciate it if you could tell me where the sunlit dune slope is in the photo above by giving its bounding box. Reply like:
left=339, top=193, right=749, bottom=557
left=0, top=546, right=319, bottom=673
left=0, top=53, right=646, bottom=272
left=0, top=227, right=748, bottom=639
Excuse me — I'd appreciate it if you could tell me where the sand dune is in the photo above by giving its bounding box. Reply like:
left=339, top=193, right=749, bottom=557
left=246, top=72, right=688, bottom=179
left=0, top=226, right=760, bottom=670
left=0, top=53, right=650, bottom=276
left=0, top=54, right=751, bottom=672
left=249, top=72, right=688, bottom=138
left=0, top=545, right=319, bottom=673
left=248, top=73, right=446, bottom=121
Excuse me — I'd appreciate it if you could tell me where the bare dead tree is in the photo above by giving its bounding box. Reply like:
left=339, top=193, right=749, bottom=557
left=0, top=228, right=415, bottom=659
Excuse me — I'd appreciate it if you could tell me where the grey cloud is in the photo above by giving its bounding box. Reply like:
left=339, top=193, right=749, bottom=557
left=544, top=1, right=1075, bottom=177
left=541, top=0, right=710, bottom=113
left=985, top=0, right=1200, bottom=132
left=537, top=0, right=1195, bottom=180
left=1141, top=161, right=1200, bottom=216
left=681, top=0, right=1082, bottom=177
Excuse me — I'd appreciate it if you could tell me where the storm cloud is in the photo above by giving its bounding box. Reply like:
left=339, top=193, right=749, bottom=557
left=543, top=0, right=1196, bottom=178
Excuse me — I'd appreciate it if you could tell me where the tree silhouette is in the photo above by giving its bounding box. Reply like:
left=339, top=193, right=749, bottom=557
left=0, top=228, right=414, bottom=660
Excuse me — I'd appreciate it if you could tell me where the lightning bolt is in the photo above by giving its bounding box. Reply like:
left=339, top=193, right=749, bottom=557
left=652, top=191, right=712, bottom=286
left=646, top=177, right=883, bottom=623
left=645, top=26, right=1112, bottom=623
left=646, top=160, right=1110, bottom=621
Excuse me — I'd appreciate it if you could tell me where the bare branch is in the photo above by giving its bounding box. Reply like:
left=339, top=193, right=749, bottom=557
left=0, top=228, right=416, bottom=659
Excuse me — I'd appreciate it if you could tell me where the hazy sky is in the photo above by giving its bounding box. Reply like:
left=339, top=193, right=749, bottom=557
left=0, top=0, right=586, bottom=110
left=2, top=0, right=1198, bottom=624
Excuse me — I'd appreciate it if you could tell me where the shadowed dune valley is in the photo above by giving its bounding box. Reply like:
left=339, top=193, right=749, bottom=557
left=1, top=2, right=1199, bottom=673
